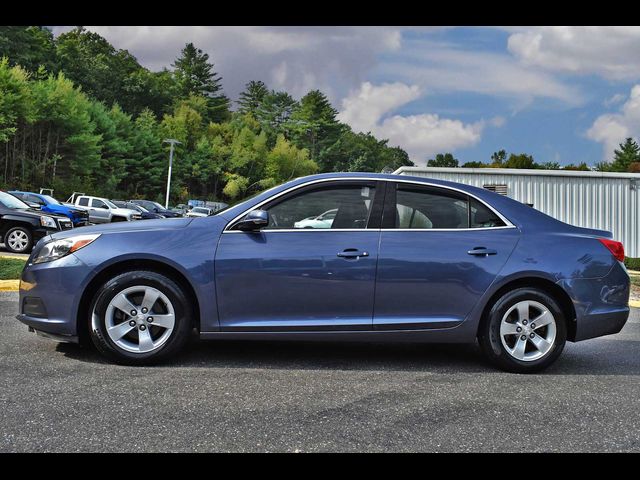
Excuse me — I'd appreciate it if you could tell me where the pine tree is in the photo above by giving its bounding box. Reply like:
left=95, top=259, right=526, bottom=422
left=237, top=80, right=268, bottom=115
left=287, top=90, right=340, bottom=163
left=611, top=137, right=640, bottom=172
left=172, top=43, right=230, bottom=123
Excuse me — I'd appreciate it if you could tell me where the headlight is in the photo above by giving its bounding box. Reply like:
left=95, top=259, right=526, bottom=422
left=40, top=216, right=57, bottom=229
left=32, top=234, right=101, bottom=264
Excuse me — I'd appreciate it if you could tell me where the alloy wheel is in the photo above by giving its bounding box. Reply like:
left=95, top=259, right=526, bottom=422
left=101, top=285, right=175, bottom=354
left=7, top=230, right=29, bottom=252
left=499, top=300, right=557, bottom=362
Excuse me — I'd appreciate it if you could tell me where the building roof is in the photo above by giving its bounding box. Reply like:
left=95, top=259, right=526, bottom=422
left=395, top=166, right=640, bottom=179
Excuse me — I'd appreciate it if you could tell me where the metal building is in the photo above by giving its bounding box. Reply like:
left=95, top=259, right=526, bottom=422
left=394, top=166, right=640, bottom=258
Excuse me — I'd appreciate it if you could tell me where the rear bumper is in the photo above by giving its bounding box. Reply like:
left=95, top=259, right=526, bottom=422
left=559, top=261, right=631, bottom=342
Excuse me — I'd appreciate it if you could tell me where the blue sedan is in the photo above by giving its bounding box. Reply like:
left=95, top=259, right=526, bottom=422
left=16, top=173, right=630, bottom=372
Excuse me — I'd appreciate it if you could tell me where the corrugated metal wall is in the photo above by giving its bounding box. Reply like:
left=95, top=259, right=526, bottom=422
left=396, top=167, right=640, bottom=257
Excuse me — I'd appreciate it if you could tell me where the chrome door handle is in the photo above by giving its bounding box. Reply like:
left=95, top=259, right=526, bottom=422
left=467, top=247, right=497, bottom=256
left=337, top=249, right=369, bottom=258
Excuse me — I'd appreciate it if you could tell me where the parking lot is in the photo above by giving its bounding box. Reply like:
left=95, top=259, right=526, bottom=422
left=0, top=291, right=638, bottom=452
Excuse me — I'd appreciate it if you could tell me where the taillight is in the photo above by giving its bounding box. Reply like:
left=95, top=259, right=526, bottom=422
left=599, top=238, right=625, bottom=262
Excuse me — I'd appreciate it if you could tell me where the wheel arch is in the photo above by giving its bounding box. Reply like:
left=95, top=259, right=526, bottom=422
left=76, top=258, right=201, bottom=344
left=477, top=276, right=577, bottom=341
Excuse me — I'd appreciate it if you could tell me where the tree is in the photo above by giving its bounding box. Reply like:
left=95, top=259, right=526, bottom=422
left=0, top=26, right=57, bottom=74
left=504, top=153, right=536, bottom=169
left=55, top=27, right=142, bottom=111
left=427, top=153, right=458, bottom=167
left=610, top=137, right=640, bottom=172
left=461, top=161, right=485, bottom=168
left=172, top=43, right=230, bottom=123
left=255, top=90, right=298, bottom=143
left=490, top=149, right=507, bottom=166
left=540, top=161, right=561, bottom=170
left=287, top=90, right=341, bottom=164
left=562, top=162, right=590, bottom=171
left=237, top=80, right=268, bottom=116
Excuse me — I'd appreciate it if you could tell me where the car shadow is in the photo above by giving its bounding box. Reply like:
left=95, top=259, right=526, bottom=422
left=55, top=335, right=640, bottom=376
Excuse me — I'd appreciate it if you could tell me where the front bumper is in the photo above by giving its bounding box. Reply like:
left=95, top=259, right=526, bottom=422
left=15, top=253, right=89, bottom=340
left=559, top=261, right=631, bottom=341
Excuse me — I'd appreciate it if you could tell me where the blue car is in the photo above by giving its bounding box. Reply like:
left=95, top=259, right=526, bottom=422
left=16, top=173, right=630, bottom=372
left=9, top=191, right=90, bottom=226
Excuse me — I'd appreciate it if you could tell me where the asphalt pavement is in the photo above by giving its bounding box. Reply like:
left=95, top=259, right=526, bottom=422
left=1, top=291, right=639, bottom=452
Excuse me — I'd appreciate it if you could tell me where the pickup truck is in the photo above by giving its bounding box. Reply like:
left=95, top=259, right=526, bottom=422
left=68, top=195, right=142, bottom=223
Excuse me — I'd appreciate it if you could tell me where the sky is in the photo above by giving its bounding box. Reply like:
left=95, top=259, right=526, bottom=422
left=51, top=26, right=640, bottom=167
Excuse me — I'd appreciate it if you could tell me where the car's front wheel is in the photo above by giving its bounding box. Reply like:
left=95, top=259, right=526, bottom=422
left=4, top=226, right=33, bottom=253
left=478, top=287, right=567, bottom=373
left=89, top=270, right=194, bottom=365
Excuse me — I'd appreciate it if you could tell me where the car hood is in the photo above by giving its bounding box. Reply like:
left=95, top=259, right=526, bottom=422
left=7, top=208, right=67, bottom=220
left=113, top=207, right=139, bottom=216
left=49, top=217, right=194, bottom=240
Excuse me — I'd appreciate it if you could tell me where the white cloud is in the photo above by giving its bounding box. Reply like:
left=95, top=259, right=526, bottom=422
left=587, top=85, right=640, bottom=160
left=338, top=82, right=487, bottom=164
left=506, top=26, right=640, bottom=80
left=376, top=38, right=582, bottom=106
left=337, top=82, right=421, bottom=132
left=604, top=93, right=627, bottom=108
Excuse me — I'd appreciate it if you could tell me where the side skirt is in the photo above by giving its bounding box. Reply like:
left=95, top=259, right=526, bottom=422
left=199, top=325, right=473, bottom=344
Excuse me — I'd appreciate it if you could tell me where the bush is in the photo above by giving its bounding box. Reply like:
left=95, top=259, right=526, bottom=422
left=624, top=257, right=640, bottom=271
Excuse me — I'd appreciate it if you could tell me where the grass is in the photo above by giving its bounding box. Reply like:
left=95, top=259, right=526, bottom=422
left=0, top=257, right=26, bottom=280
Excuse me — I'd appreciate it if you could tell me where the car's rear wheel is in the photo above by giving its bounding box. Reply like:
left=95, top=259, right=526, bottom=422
left=89, top=270, right=194, bottom=365
left=478, top=287, right=567, bottom=373
left=4, top=226, right=33, bottom=253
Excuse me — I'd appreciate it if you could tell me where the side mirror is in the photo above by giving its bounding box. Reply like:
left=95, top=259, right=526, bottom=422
left=235, top=209, right=269, bottom=231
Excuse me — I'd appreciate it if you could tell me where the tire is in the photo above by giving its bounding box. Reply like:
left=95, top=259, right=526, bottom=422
left=111, top=216, right=127, bottom=222
left=4, top=226, right=33, bottom=253
left=478, top=287, right=567, bottom=373
left=89, top=270, right=194, bottom=365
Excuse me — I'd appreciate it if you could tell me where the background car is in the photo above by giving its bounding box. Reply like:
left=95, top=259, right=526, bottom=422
left=129, top=200, right=183, bottom=218
left=111, top=201, right=164, bottom=220
left=10, top=191, right=90, bottom=226
left=186, top=206, right=214, bottom=217
left=17, top=173, right=630, bottom=372
left=293, top=208, right=337, bottom=229
left=70, top=195, right=141, bottom=223
left=0, top=190, right=73, bottom=253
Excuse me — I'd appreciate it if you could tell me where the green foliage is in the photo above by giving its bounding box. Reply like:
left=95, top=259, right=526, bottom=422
left=0, top=27, right=57, bottom=74
left=611, top=137, right=640, bottom=172
left=0, top=30, right=412, bottom=204
left=172, top=43, right=230, bottom=123
left=237, top=80, right=268, bottom=115
left=625, top=257, right=640, bottom=271
left=504, top=153, right=536, bottom=169
left=461, top=161, right=484, bottom=168
left=427, top=153, right=458, bottom=167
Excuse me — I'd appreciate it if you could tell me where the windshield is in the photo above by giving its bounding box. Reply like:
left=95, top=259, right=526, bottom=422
left=105, top=199, right=119, bottom=209
left=193, top=207, right=209, bottom=214
left=0, top=191, right=30, bottom=210
left=41, top=195, right=61, bottom=205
